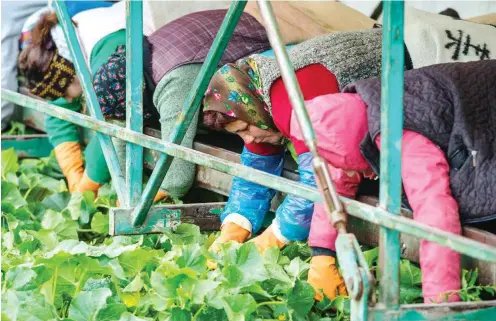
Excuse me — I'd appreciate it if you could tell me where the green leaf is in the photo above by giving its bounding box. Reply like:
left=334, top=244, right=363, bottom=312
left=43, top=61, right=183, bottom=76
left=222, top=294, right=257, bottom=321
left=42, top=191, right=71, bottom=211
left=363, top=247, right=379, bottom=267
left=281, top=241, right=312, bottom=261
left=96, top=303, right=127, bottom=321
left=176, top=243, right=207, bottom=273
left=399, top=259, right=422, bottom=287
left=400, top=285, right=424, bottom=304
left=163, top=223, right=203, bottom=246
left=285, top=257, right=310, bottom=280
left=65, top=191, right=97, bottom=225
left=2, top=148, right=19, bottom=178
left=286, top=280, right=315, bottom=317
left=5, top=266, right=37, bottom=291
left=119, top=312, right=152, bottom=321
left=169, top=308, right=192, bottom=321
left=68, top=288, right=112, bottom=321
left=91, top=212, right=109, bottom=234
left=117, top=247, right=160, bottom=277
left=224, top=242, right=268, bottom=287
left=41, top=209, right=79, bottom=240
left=2, top=181, right=27, bottom=208
left=122, top=273, right=144, bottom=293
left=191, top=279, right=220, bottom=305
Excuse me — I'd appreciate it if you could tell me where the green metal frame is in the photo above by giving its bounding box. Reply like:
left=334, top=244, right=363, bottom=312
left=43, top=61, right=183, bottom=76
left=2, top=1, right=496, bottom=320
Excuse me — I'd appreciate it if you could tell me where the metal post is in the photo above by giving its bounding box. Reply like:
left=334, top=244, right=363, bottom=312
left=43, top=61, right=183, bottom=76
left=53, top=0, right=128, bottom=205
left=125, top=0, right=144, bottom=207
left=378, top=0, right=405, bottom=310
left=131, top=0, right=248, bottom=227
left=5, top=89, right=496, bottom=264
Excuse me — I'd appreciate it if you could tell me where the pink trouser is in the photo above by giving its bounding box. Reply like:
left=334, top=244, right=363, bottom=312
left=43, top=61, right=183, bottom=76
left=292, top=94, right=462, bottom=303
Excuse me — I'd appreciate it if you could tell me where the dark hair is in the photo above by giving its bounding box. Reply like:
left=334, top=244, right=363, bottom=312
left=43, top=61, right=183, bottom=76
left=203, top=110, right=237, bottom=130
left=18, top=12, right=58, bottom=88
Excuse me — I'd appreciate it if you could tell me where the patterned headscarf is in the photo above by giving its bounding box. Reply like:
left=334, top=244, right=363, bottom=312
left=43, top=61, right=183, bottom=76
left=203, top=58, right=276, bottom=130
left=29, top=51, right=75, bottom=100
left=93, top=45, right=152, bottom=120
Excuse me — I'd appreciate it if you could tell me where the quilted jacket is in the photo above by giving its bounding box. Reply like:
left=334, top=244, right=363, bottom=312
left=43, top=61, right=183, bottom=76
left=344, top=60, right=496, bottom=223
left=147, top=10, right=270, bottom=85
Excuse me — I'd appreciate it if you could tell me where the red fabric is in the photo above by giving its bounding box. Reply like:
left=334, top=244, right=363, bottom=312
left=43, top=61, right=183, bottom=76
left=245, top=142, right=283, bottom=155
left=270, top=64, right=340, bottom=155
left=376, top=132, right=461, bottom=303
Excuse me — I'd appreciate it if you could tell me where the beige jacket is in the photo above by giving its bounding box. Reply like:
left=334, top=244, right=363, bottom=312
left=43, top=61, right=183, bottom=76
left=244, top=1, right=376, bottom=45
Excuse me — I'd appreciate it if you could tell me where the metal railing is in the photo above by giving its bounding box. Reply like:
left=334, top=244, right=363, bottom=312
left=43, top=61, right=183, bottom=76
left=2, top=1, right=496, bottom=320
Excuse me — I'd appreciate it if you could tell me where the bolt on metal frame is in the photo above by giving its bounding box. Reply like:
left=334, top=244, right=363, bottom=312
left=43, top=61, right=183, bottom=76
left=2, top=0, right=496, bottom=319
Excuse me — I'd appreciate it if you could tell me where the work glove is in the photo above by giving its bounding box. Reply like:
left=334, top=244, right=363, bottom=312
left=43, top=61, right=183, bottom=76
left=54, top=142, right=84, bottom=193
left=76, top=170, right=102, bottom=197
left=308, top=255, right=348, bottom=301
left=252, top=225, right=286, bottom=252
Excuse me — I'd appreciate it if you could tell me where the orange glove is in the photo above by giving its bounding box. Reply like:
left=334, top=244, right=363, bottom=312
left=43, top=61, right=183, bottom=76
left=54, top=142, right=84, bottom=193
left=76, top=171, right=102, bottom=196
left=308, top=256, right=348, bottom=301
left=207, top=222, right=251, bottom=269
left=115, top=190, right=169, bottom=207
left=251, top=226, right=286, bottom=253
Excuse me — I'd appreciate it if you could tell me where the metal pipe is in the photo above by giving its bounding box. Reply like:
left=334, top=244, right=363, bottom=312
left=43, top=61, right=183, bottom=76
left=4, top=89, right=496, bottom=264
left=256, top=0, right=318, bottom=153
left=378, top=0, right=405, bottom=308
left=125, top=0, right=144, bottom=207
left=53, top=0, right=128, bottom=204
left=130, top=0, right=248, bottom=227
left=257, top=0, right=346, bottom=231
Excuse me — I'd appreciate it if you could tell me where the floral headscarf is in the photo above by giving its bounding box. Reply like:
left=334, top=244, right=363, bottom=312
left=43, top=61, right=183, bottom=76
left=203, top=58, right=276, bottom=130
left=93, top=45, right=152, bottom=120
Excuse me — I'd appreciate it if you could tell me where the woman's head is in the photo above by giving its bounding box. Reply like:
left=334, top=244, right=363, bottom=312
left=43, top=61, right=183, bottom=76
left=18, top=12, right=79, bottom=101
left=204, top=111, right=283, bottom=145
left=203, top=60, right=283, bottom=145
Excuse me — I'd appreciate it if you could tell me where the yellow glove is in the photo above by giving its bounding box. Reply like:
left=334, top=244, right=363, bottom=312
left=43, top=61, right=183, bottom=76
left=207, top=222, right=251, bottom=270
left=308, top=255, right=348, bottom=301
left=251, top=226, right=286, bottom=253
left=54, top=142, right=84, bottom=193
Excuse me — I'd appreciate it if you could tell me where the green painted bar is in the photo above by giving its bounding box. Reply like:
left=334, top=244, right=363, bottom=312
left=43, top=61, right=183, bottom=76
left=1, top=136, right=52, bottom=158
left=53, top=0, right=128, bottom=205
left=378, top=0, right=405, bottom=309
left=4, top=89, right=496, bottom=264
left=125, top=0, right=144, bottom=207
left=370, top=301, right=496, bottom=321
left=131, top=0, right=248, bottom=227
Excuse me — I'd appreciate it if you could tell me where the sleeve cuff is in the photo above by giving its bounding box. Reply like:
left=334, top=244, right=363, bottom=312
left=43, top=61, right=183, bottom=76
left=222, top=213, right=253, bottom=234
left=270, top=218, right=290, bottom=245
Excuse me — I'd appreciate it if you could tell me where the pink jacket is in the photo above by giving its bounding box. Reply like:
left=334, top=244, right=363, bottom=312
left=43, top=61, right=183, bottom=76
left=290, top=93, right=462, bottom=303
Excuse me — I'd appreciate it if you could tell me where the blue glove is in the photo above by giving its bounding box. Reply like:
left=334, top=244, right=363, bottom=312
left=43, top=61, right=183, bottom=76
left=276, top=152, right=316, bottom=241
left=221, top=147, right=285, bottom=233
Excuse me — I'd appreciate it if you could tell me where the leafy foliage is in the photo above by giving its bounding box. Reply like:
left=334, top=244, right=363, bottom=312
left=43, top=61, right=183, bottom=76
left=1, top=148, right=494, bottom=321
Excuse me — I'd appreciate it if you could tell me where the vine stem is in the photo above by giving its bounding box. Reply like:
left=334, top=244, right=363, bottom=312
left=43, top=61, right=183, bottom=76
left=257, top=301, right=285, bottom=308
left=73, top=270, right=87, bottom=297
left=192, top=304, right=206, bottom=320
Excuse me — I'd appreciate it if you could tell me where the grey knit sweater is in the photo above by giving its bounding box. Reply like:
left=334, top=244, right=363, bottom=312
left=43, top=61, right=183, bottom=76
left=251, top=29, right=382, bottom=111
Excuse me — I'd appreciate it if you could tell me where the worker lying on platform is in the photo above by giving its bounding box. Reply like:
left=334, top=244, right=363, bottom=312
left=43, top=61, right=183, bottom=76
left=204, top=59, right=496, bottom=303
left=17, top=1, right=156, bottom=196
left=202, top=7, right=496, bottom=303
left=16, top=0, right=378, bottom=200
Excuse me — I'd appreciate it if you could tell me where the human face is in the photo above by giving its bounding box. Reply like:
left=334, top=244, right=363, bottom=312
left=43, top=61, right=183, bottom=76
left=225, top=120, right=283, bottom=145
left=64, top=76, right=83, bottom=102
